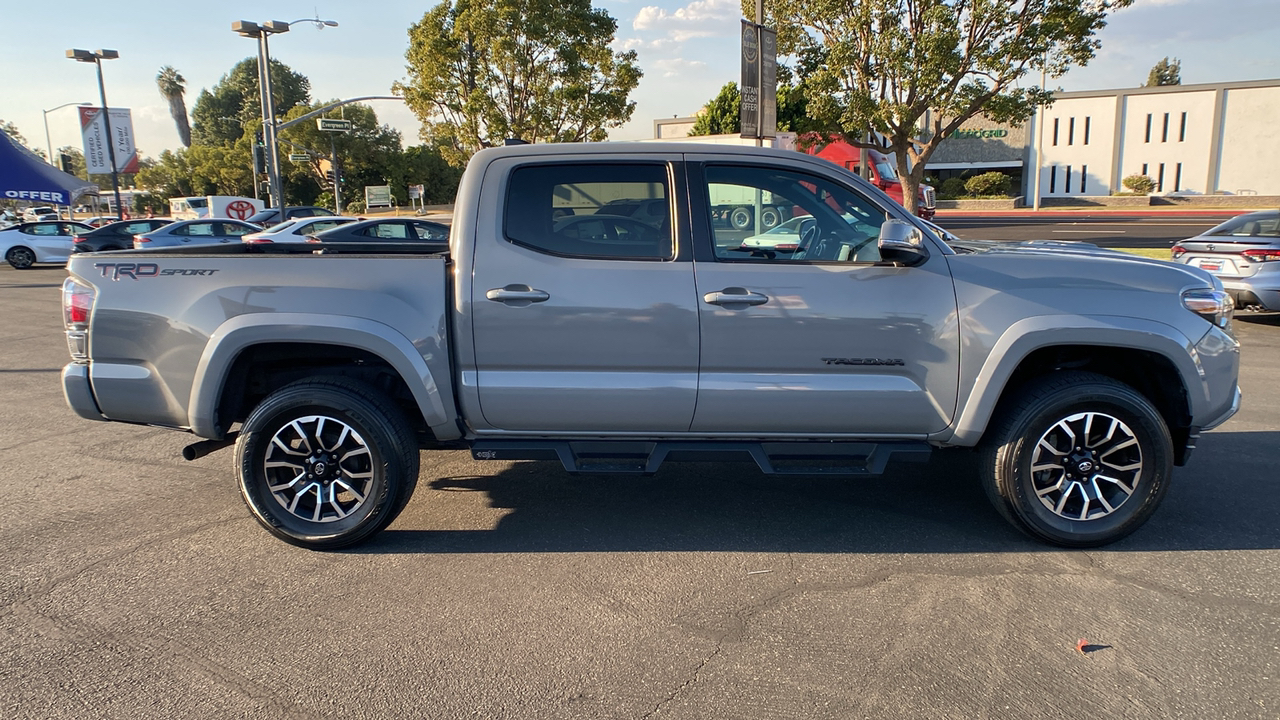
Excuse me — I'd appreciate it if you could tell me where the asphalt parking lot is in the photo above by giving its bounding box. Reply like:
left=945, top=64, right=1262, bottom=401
left=2, top=262, right=1277, bottom=719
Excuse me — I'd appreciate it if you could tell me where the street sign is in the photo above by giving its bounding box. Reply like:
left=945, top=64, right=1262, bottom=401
left=288, top=153, right=310, bottom=162
left=316, top=118, right=353, bottom=132
left=739, top=21, right=777, bottom=139
left=408, top=184, right=424, bottom=200
left=365, top=185, right=393, bottom=208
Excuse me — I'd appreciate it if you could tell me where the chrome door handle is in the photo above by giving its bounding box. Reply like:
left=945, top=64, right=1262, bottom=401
left=703, top=287, right=769, bottom=307
left=486, top=284, right=550, bottom=305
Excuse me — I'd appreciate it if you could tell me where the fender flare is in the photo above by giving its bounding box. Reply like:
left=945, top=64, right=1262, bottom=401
left=188, top=312, right=459, bottom=440
left=940, top=315, right=1203, bottom=446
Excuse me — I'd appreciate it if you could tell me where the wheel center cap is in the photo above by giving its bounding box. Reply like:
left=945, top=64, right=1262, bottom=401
left=313, top=461, right=328, bottom=475
left=1076, top=460, right=1094, bottom=474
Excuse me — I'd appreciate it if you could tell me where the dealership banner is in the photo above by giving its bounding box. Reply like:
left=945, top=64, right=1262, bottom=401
left=78, top=107, right=140, bottom=174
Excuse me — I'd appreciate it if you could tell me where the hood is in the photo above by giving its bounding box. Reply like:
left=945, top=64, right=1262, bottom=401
left=944, top=238, right=1222, bottom=291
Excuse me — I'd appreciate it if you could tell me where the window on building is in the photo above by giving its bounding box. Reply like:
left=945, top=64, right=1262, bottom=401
left=1083, top=117, right=1091, bottom=145
left=1142, top=163, right=1148, bottom=177
left=1179, top=112, right=1187, bottom=142
left=1162, top=113, right=1170, bottom=142
left=1081, top=165, right=1088, bottom=194
left=1157, top=163, right=1166, bottom=192
left=1049, top=166, right=1057, bottom=193
left=1052, top=118, right=1059, bottom=146
left=1065, top=166, right=1073, bottom=193
left=1145, top=114, right=1152, bottom=143
left=1068, top=117, right=1075, bottom=145
left=1174, top=163, right=1183, bottom=192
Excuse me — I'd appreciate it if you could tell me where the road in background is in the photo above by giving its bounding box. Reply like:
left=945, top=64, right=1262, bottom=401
left=934, top=211, right=1243, bottom=249
left=1, top=267, right=1276, bottom=719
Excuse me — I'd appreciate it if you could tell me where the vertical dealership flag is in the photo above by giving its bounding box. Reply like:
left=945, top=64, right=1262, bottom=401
left=78, top=107, right=140, bottom=174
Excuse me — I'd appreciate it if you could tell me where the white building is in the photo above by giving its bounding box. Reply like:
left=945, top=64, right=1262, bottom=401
left=1030, top=79, right=1280, bottom=198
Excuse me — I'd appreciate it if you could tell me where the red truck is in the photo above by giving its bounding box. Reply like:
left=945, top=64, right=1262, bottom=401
left=803, top=139, right=936, bottom=221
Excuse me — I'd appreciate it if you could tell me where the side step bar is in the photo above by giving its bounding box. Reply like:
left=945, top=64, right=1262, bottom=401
left=470, top=440, right=932, bottom=476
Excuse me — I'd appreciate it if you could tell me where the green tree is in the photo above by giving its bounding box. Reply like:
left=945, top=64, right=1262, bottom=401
left=1145, top=57, right=1181, bottom=87
left=689, top=83, right=741, bottom=136
left=757, top=0, right=1131, bottom=213
left=156, top=66, right=193, bottom=147
left=190, top=58, right=311, bottom=147
left=396, top=0, right=642, bottom=166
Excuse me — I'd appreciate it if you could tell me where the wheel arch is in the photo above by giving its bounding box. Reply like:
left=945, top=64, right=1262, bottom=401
left=189, top=313, right=460, bottom=442
left=944, top=316, right=1203, bottom=457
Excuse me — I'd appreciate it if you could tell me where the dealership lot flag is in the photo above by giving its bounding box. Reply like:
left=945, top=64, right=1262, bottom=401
left=78, top=107, right=140, bottom=174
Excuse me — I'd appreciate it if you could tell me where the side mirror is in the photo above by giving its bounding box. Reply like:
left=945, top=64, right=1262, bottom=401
left=878, top=219, right=929, bottom=266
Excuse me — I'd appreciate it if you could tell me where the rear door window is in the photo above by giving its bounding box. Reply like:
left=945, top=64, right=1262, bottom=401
left=504, top=163, right=672, bottom=260
left=363, top=222, right=411, bottom=239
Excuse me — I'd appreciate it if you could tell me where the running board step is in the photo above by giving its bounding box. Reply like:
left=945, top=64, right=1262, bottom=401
left=470, top=440, right=931, bottom=476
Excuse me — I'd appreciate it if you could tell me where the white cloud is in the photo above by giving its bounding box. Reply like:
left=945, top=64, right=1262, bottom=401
left=652, top=58, right=709, bottom=78
left=633, top=0, right=740, bottom=41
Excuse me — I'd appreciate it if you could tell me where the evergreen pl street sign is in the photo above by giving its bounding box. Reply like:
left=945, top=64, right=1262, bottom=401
left=288, top=153, right=310, bottom=162
left=317, top=118, right=353, bottom=132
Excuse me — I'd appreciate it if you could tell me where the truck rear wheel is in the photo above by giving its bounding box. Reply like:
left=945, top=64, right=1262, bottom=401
left=235, top=377, right=419, bottom=550
left=729, top=206, right=753, bottom=230
left=979, top=371, right=1172, bottom=547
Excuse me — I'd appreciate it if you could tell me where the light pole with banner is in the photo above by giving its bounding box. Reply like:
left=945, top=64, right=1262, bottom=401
left=232, top=16, right=339, bottom=213
left=66, top=49, right=123, bottom=219
left=739, top=1, right=776, bottom=232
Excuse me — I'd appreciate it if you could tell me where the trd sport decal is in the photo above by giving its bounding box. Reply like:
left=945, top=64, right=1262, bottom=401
left=94, top=263, right=219, bottom=281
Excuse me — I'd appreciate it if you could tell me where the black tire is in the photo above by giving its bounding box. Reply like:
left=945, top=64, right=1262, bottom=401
left=6, top=246, right=36, bottom=269
left=979, top=371, right=1173, bottom=547
left=760, top=206, right=781, bottom=230
left=235, top=377, right=419, bottom=550
left=729, top=206, right=753, bottom=230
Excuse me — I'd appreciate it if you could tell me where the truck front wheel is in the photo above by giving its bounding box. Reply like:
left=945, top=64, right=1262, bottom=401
left=979, top=371, right=1173, bottom=547
left=235, top=377, right=420, bottom=550
left=729, top=207, right=753, bottom=230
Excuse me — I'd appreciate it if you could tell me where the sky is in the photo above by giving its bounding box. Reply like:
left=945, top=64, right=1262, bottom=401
left=3, top=0, right=1279, bottom=163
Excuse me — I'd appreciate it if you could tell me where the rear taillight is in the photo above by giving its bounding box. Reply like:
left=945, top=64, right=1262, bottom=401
left=305, top=235, right=322, bottom=243
left=243, top=236, right=273, bottom=244
left=62, top=277, right=95, bottom=360
left=773, top=243, right=800, bottom=251
left=1171, top=244, right=1186, bottom=260
left=1241, top=247, right=1280, bottom=263
left=73, top=235, right=87, bottom=243
left=134, top=235, right=149, bottom=243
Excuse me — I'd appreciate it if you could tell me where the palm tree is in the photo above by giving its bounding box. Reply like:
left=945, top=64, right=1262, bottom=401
left=156, top=66, right=192, bottom=147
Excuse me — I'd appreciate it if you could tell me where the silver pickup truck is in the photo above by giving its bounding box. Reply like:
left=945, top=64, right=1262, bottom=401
left=61, top=143, right=1241, bottom=550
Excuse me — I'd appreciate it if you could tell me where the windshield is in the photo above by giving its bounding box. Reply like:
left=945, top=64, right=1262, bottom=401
left=1205, top=213, right=1280, bottom=238
left=187, top=198, right=208, bottom=209
left=874, top=161, right=897, bottom=181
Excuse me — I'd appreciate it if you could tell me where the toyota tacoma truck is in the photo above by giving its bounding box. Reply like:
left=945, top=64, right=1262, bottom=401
left=60, top=142, right=1241, bottom=550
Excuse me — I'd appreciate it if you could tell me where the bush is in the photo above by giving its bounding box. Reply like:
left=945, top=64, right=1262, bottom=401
left=964, top=171, right=1012, bottom=197
left=344, top=200, right=366, bottom=214
left=1122, top=174, right=1156, bottom=194
left=939, top=177, right=968, bottom=200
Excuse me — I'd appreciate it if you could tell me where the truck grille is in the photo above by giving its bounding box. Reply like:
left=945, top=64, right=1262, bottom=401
left=922, top=186, right=937, bottom=209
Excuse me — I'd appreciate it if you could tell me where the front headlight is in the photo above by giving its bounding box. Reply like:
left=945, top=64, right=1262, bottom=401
left=1182, top=288, right=1234, bottom=329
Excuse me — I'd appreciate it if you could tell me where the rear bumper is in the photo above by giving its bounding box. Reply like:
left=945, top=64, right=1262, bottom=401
left=62, top=363, right=105, bottom=421
left=1221, top=280, right=1280, bottom=311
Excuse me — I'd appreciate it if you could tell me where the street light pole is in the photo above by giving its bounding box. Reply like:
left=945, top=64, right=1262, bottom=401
left=42, top=102, right=92, bottom=167
left=67, top=49, right=123, bottom=220
left=234, top=17, right=338, bottom=214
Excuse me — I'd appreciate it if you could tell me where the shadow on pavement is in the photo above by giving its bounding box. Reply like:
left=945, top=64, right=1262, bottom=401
left=367, top=431, right=1279, bottom=555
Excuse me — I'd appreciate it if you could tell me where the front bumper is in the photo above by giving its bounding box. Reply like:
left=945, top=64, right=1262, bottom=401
left=62, top=363, right=105, bottom=421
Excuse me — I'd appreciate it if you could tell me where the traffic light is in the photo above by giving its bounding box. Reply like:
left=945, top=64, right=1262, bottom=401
left=324, top=170, right=336, bottom=187
left=59, top=154, right=73, bottom=173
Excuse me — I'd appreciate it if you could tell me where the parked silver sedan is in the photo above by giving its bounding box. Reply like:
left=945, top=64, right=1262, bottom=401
left=1172, top=210, right=1280, bottom=312
left=133, top=219, right=259, bottom=249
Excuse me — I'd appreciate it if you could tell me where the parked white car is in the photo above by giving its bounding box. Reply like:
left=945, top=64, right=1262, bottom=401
left=1, top=221, right=92, bottom=269
left=242, top=216, right=360, bottom=244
